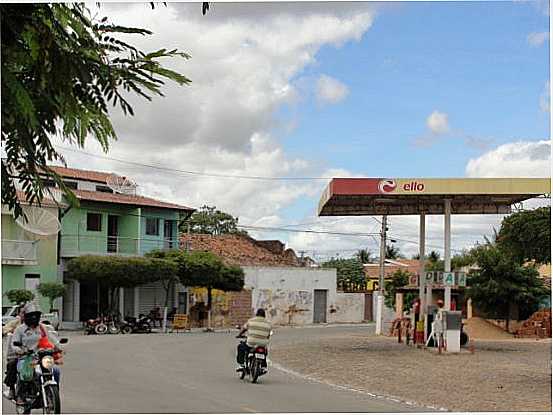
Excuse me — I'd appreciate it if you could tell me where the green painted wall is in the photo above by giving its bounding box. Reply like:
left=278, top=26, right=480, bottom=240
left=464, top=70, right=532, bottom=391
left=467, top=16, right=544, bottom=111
left=1, top=210, right=59, bottom=312
left=60, top=203, right=141, bottom=256
left=140, top=208, right=180, bottom=255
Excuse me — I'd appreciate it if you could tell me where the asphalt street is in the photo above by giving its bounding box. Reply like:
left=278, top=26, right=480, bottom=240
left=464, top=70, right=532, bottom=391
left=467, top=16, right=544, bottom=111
left=2, top=325, right=415, bottom=413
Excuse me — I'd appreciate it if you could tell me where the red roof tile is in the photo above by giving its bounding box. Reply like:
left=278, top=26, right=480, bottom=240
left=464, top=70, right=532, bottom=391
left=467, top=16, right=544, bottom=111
left=180, top=234, right=300, bottom=267
left=364, top=259, right=425, bottom=279
left=73, top=189, right=194, bottom=212
left=15, top=190, right=62, bottom=208
left=48, top=166, right=115, bottom=184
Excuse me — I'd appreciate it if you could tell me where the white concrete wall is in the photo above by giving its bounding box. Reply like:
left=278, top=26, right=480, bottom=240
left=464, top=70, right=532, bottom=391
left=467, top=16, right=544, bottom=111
left=243, top=266, right=364, bottom=325
left=329, top=292, right=365, bottom=323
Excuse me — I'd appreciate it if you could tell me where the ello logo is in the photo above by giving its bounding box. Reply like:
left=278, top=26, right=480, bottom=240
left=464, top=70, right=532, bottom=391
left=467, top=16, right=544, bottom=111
left=378, top=179, right=397, bottom=193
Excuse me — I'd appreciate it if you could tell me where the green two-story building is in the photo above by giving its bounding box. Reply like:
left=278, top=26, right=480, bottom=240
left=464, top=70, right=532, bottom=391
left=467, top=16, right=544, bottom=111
left=1, top=166, right=195, bottom=327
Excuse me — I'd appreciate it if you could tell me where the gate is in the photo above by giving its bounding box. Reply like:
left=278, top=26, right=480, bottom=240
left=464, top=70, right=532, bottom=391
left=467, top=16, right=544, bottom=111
left=313, top=289, right=328, bottom=324
left=364, top=293, right=373, bottom=321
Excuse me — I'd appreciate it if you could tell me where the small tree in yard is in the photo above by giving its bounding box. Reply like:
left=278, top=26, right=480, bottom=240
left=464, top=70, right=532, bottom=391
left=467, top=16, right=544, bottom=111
left=322, top=258, right=365, bottom=291
left=467, top=243, right=549, bottom=331
left=37, top=282, right=65, bottom=312
left=5, top=289, right=34, bottom=305
left=384, top=270, right=416, bottom=312
left=175, top=251, right=245, bottom=329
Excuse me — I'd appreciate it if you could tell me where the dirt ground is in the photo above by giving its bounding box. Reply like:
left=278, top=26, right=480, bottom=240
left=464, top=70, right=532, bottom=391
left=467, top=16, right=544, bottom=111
left=271, top=330, right=552, bottom=412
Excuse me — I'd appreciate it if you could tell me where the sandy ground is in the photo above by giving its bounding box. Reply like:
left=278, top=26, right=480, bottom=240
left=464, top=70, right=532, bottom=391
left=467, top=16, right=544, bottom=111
left=271, top=330, right=552, bottom=412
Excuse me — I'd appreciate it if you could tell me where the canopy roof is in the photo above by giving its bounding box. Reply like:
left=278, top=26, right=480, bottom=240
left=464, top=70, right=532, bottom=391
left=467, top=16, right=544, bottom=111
left=318, top=178, right=551, bottom=216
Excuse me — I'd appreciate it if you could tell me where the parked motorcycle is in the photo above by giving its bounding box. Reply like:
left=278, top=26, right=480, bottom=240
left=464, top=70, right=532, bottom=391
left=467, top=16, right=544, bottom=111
left=84, top=317, right=107, bottom=335
left=236, top=334, right=269, bottom=384
left=12, top=338, right=68, bottom=414
left=120, top=315, right=153, bottom=334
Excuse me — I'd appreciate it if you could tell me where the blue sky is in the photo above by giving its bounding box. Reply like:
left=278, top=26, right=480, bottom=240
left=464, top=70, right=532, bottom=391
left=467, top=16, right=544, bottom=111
left=274, top=0, right=550, bottom=230
left=52, top=1, right=550, bottom=259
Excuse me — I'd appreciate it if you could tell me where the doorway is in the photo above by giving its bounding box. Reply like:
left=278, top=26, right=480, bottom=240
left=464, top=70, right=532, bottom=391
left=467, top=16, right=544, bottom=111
left=107, top=215, right=118, bottom=253
left=364, top=293, right=373, bottom=321
left=313, top=289, right=328, bottom=324
left=164, top=220, right=174, bottom=249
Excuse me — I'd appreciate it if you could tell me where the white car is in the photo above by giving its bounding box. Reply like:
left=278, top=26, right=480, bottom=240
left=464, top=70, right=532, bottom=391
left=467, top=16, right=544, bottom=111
left=2, top=305, right=60, bottom=332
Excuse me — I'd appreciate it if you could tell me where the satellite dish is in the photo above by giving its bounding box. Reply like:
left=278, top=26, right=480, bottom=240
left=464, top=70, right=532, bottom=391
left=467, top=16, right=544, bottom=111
left=106, top=174, right=137, bottom=195
left=15, top=206, right=61, bottom=238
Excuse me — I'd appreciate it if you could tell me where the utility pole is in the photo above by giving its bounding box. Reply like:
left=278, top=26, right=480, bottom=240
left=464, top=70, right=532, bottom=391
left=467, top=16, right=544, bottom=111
left=375, top=215, right=387, bottom=335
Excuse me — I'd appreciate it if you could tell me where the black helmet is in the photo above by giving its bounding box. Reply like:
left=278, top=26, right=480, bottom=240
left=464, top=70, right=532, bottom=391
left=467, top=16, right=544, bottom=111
left=22, top=302, right=42, bottom=327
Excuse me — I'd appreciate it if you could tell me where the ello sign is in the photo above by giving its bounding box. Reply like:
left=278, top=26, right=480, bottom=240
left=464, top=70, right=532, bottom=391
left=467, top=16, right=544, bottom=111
left=402, top=181, right=425, bottom=192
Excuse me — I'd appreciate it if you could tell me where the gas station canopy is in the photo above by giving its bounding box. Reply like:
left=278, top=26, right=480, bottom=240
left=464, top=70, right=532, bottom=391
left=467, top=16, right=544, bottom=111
left=318, top=178, right=551, bottom=216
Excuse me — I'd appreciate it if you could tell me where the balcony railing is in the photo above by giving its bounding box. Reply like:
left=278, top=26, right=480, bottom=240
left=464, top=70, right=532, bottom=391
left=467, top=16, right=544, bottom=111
left=1, top=240, right=38, bottom=264
left=60, top=235, right=178, bottom=257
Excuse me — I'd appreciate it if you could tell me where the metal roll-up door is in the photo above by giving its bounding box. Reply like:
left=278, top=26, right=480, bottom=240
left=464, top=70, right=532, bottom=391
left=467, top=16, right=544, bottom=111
left=138, top=281, right=175, bottom=315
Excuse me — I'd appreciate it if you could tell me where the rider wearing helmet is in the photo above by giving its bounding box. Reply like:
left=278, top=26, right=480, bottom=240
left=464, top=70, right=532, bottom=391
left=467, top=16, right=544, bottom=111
left=4, top=303, right=63, bottom=402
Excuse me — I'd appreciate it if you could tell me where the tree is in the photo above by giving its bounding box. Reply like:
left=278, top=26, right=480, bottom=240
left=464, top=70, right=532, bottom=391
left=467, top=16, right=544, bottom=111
left=145, top=249, right=183, bottom=308
left=428, top=250, right=441, bottom=263
left=180, top=205, right=248, bottom=235
left=65, top=255, right=176, bottom=313
left=4, top=289, right=34, bottom=305
left=174, top=251, right=245, bottom=328
left=322, top=258, right=365, bottom=291
left=385, top=244, right=401, bottom=260
left=384, top=270, right=416, bottom=312
left=37, top=282, right=66, bottom=312
left=1, top=3, right=191, bottom=218
left=355, top=249, right=372, bottom=263
left=467, top=243, right=548, bottom=331
left=497, top=206, right=551, bottom=265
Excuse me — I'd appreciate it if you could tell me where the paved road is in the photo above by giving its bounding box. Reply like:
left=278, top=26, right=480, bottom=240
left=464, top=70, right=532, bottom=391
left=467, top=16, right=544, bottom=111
left=3, top=325, right=415, bottom=413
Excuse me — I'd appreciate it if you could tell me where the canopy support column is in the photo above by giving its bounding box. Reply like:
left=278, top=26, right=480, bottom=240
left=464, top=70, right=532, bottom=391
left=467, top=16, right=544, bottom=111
left=418, top=213, right=426, bottom=312
left=444, top=199, right=452, bottom=310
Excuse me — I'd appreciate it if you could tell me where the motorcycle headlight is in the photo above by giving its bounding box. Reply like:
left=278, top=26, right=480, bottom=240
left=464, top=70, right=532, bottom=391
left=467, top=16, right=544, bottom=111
left=41, top=356, right=54, bottom=369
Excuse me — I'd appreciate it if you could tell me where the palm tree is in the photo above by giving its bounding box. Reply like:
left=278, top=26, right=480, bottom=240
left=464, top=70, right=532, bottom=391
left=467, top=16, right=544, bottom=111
left=386, top=244, right=400, bottom=260
left=355, top=249, right=372, bottom=263
left=429, top=250, right=441, bottom=263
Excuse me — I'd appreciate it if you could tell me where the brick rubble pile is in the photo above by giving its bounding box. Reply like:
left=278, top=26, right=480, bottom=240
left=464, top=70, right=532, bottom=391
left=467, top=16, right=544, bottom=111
left=515, top=308, right=551, bottom=338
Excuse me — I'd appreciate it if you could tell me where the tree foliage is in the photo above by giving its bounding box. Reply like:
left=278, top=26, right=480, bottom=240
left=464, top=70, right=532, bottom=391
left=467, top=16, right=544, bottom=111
left=37, top=282, right=66, bottom=311
left=1, top=3, right=191, bottom=218
left=180, top=205, right=248, bottom=236
left=65, top=255, right=177, bottom=311
left=384, top=269, right=416, bottom=312
left=355, top=249, right=372, bottom=263
left=497, top=206, right=551, bottom=265
left=322, top=258, right=365, bottom=290
left=4, top=289, right=35, bottom=305
left=467, top=243, right=548, bottom=329
left=385, top=244, right=401, bottom=259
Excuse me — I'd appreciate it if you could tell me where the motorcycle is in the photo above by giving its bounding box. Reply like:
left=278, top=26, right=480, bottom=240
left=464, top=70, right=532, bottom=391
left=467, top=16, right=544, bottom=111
left=120, top=315, right=152, bottom=334
left=84, top=317, right=107, bottom=335
left=12, top=338, right=68, bottom=414
left=236, top=334, right=269, bottom=384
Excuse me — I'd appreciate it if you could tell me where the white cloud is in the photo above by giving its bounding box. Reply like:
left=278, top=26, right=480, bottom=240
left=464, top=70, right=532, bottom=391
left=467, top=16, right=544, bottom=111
left=55, top=3, right=375, bottom=243
left=427, top=110, right=450, bottom=135
left=540, top=81, right=550, bottom=112
left=527, top=31, right=549, bottom=46
left=316, top=75, right=350, bottom=104
left=466, top=140, right=551, bottom=178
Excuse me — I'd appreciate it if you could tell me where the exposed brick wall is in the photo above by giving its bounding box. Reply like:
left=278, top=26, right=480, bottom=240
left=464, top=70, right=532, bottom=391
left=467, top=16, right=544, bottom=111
left=228, top=290, right=253, bottom=327
left=254, top=240, right=285, bottom=255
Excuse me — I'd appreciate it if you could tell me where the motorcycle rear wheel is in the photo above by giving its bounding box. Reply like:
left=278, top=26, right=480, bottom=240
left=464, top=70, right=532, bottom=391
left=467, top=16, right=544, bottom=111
left=108, top=325, right=120, bottom=335
left=121, top=325, right=133, bottom=334
left=94, top=323, right=108, bottom=335
left=43, top=384, right=60, bottom=414
left=250, top=359, right=259, bottom=384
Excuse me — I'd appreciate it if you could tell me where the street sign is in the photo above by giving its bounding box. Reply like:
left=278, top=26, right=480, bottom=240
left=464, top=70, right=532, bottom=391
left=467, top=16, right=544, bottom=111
left=457, top=272, right=467, bottom=287
left=444, top=272, right=454, bottom=286
left=425, top=272, right=434, bottom=285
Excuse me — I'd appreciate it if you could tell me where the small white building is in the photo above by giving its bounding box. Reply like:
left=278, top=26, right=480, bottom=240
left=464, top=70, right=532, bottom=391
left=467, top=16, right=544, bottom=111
left=244, top=266, right=365, bottom=326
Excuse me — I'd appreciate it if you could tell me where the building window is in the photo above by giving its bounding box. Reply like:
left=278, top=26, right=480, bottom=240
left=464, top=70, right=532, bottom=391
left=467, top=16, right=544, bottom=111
left=87, top=213, right=102, bottom=231
left=43, top=179, right=57, bottom=188
left=145, top=218, right=159, bottom=236
left=95, top=185, right=114, bottom=193
left=63, top=181, right=78, bottom=190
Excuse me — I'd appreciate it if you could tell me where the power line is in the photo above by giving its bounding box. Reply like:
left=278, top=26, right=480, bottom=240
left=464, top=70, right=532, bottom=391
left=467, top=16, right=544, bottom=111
left=238, top=224, right=380, bottom=237
left=55, top=145, right=333, bottom=181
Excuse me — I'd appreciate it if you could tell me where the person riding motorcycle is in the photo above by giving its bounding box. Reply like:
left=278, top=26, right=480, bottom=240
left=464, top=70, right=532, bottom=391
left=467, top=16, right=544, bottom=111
left=3, top=302, right=63, bottom=402
left=236, top=308, right=272, bottom=372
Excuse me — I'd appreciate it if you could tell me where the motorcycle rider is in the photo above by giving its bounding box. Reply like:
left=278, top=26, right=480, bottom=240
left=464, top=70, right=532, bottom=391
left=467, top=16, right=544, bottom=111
left=236, top=308, right=272, bottom=372
left=4, top=302, right=63, bottom=402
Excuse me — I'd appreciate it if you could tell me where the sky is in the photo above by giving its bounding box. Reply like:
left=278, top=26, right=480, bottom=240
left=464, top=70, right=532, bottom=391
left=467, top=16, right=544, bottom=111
left=51, top=1, right=551, bottom=262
